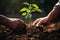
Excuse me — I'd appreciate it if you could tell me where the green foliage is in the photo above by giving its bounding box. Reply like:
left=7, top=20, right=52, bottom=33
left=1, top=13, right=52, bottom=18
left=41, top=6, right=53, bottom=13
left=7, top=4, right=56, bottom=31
left=32, top=4, right=39, bottom=8
left=20, top=2, right=42, bottom=19
left=20, top=8, right=29, bottom=12
left=23, top=2, right=29, bottom=5
left=22, top=12, right=26, bottom=16
left=25, top=14, right=32, bottom=19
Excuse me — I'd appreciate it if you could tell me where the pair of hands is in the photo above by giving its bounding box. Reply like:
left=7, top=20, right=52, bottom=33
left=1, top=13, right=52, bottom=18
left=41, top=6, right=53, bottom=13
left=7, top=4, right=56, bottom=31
left=9, top=17, right=51, bottom=29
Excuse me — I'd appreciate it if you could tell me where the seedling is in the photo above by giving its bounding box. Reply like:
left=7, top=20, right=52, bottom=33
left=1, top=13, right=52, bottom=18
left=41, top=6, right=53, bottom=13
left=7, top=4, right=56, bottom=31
left=20, top=2, right=42, bottom=28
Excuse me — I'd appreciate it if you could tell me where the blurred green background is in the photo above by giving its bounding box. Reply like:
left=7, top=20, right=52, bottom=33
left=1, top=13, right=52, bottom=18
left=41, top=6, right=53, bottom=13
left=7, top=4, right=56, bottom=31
left=0, top=0, right=58, bottom=22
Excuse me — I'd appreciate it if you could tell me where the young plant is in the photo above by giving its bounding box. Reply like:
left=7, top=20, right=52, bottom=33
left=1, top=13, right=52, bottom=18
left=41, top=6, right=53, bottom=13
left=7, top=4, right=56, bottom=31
left=20, top=2, right=42, bottom=27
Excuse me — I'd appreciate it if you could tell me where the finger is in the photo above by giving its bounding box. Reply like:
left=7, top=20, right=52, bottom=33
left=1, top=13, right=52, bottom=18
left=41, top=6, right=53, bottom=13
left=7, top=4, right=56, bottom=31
left=38, top=20, right=43, bottom=25
left=36, top=20, right=41, bottom=26
left=33, top=19, right=40, bottom=26
left=36, top=21, right=44, bottom=28
left=36, top=25, right=44, bottom=28
left=33, top=19, right=39, bottom=25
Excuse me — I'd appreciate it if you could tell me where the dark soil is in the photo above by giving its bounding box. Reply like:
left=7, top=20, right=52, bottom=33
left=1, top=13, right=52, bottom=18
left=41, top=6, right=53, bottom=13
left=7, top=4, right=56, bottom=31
left=0, top=22, right=60, bottom=40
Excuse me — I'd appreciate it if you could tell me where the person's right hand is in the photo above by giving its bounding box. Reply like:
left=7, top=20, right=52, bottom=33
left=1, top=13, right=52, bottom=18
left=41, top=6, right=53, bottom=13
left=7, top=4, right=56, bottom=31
left=0, top=15, right=27, bottom=30
left=33, top=17, right=51, bottom=28
left=8, top=18, right=27, bottom=30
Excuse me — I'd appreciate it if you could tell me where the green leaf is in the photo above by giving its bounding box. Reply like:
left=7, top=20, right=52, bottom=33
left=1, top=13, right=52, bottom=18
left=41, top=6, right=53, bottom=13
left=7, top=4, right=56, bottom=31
left=25, top=14, right=32, bottom=19
left=32, top=4, right=39, bottom=9
left=31, top=10, right=35, bottom=12
left=23, top=2, right=29, bottom=5
left=22, top=12, right=26, bottom=16
left=33, top=8, right=42, bottom=12
left=27, top=9, right=31, bottom=13
left=28, top=14, right=32, bottom=18
left=36, top=9, right=42, bottom=12
left=29, top=6, right=33, bottom=10
left=20, top=8, right=28, bottom=12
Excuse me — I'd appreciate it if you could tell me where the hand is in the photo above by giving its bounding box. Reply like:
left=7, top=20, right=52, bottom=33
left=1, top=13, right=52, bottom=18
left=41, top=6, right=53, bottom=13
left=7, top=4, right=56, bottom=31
left=33, top=17, right=51, bottom=28
left=8, top=18, right=27, bottom=30
left=0, top=15, right=27, bottom=30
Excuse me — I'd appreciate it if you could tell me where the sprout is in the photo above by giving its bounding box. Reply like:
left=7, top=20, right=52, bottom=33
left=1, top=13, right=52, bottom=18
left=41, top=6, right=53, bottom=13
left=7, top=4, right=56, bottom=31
left=20, top=2, right=42, bottom=19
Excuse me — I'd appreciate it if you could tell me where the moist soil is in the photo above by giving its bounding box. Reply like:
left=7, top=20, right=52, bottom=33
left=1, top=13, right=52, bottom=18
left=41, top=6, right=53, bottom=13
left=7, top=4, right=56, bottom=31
left=0, top=22, right=60, bottom=40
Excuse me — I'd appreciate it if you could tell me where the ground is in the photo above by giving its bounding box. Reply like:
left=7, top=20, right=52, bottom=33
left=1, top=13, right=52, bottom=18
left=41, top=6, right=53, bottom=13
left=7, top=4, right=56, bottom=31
left=0, top=22, right=60, bottom=40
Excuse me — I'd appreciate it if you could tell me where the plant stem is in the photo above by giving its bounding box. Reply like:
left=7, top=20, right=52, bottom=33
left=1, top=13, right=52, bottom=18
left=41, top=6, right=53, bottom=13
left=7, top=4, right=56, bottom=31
left=27, top=18, right=33, bottom=28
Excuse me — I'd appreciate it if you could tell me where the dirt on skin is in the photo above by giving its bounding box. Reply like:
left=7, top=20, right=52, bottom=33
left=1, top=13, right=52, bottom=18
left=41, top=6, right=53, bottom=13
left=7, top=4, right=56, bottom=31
left=0, top=22, right=60, bottom=40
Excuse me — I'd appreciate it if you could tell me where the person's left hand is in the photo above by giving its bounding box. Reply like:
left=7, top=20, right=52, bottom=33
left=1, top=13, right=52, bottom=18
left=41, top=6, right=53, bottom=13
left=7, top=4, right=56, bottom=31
left=33, top=17, right=51, bottom=28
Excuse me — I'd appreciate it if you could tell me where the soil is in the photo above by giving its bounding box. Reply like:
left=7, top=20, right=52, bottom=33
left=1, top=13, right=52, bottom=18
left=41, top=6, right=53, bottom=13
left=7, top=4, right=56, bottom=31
left=0, top=22, right=60, bottom=40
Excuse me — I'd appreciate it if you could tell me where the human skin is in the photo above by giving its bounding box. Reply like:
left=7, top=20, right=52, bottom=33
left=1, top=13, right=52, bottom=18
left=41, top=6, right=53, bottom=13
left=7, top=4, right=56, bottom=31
left=0, top=15, right=27, bottom=30
left=33, top=8, right=60, bottom=27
